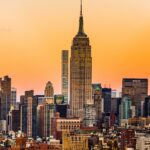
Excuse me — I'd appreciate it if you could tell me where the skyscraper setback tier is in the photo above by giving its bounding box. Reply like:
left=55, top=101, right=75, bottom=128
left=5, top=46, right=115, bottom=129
left=70, top=1, right=92, bottom=118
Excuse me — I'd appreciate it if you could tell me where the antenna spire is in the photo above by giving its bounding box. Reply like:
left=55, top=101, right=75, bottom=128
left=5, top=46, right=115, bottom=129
left=80, top=0, right=83, bottom=16
left=77, top=0, right=86, bottom=36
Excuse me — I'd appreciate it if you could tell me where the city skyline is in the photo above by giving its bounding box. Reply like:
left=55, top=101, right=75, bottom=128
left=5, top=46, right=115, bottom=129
left=0, top=0, right=150, bottom=97
left=0, top=1, right=150, bottom=149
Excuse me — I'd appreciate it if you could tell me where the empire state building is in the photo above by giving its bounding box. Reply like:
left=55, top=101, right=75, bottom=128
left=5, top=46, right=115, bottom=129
left=70, top=0, right=92, bottom=118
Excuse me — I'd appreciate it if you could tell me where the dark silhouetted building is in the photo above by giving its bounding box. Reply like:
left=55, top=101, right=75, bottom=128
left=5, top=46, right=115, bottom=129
left=55, top=104, right=68, bottom=118
left=102, top=88, right=111, bottom=114
left=7, top=109, right=20, bottom=132
left=122, top=78, right=148, bottom=116
left=0, top=76, right=11, bottom=120
left=143, top=96, right=150, bottom=117
left=111, top=98, right=121, bottom=124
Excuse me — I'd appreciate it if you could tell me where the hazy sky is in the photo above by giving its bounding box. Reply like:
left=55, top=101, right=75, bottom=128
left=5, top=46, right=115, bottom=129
left=0, top=0, right=150, bottom=98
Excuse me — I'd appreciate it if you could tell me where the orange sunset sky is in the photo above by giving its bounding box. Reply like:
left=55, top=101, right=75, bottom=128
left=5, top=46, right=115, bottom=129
left=0, top=0, right=150, bottom=98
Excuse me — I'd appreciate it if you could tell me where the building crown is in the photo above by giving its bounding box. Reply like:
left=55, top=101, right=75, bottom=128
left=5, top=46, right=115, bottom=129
left=77, top=0, right=87, bottom=37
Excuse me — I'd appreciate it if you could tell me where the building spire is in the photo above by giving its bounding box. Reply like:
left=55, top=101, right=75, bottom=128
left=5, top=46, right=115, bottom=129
left=77, top=0, right=86, bottom=36
left=80, top=0, right=83, bottom=16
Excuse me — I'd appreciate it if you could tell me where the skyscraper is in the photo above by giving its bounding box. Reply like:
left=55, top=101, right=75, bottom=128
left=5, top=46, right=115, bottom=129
left=11, top=88, right=17, bottom=108
left=92, top=84, right=103, bottom=126
left=122, top=78, right=148, bottom=116
left=44, top=81, right=54, bottom=98
left=0, top=76, right=11, bottom=120
left=70, top=0, right=92, bottom=118
left=27, top=96, right=38, bottom=138
left=119, top=96, right=132, bottom=121
left=143, top=96, right=150, bottom=117
left=20, top=90, right=38, bottom=138
left=37, top=100, right=55, bottom=138
left=61, top=50, right=69, bottom=104
left=102, top=88, right=112, bottom=114
left=20, top=90, right=34, bottom=135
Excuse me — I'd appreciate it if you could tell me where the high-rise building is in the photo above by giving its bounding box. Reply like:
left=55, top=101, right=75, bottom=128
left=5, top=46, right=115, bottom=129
left=122, top=78, right=148, bottom=116
left=20, top=91, right=32, bottom=136
left=27, top=97, right=33, bottom=137
left=70, top=0, right=92, bottom=118
left=111, top=89, right=122, bottom=98
left=83, top=104, right=96, bottom=127
left=119, top=96, right=132, bottom=126
left=7, top=109, right=20, bottom=132
left=92, top=84, right=103, bottom=126
left=102, top=88, right=112, bottom=114
left=61, top=50, right=69, bottom=104
left=111, top=98, right=121, bottom=124
left=34, top=95, right=45, bottom=105
left=37, top=100, right=55, bottom=138
left=111, top=98, right=121, bottom=115
left=0, top=76, right=11, bottom=120
left=20, top=90, right=38, bottom=138
left=44, top=81, right=54, bottom=98
left=54, top=94, right=68, bottom=118
left=143, top=96, right=150, bottom=117
left=11, top=88, right=17, bottom=108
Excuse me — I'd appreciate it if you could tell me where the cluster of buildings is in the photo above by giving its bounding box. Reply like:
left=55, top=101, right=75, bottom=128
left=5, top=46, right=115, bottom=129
left=0, top=1, right=150, bottom=150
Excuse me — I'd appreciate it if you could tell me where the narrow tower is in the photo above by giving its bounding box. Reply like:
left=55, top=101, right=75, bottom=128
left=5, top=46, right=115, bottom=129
left=61, top=50, right=69, bottom=104
left=70, top=0, right=92, bottom=118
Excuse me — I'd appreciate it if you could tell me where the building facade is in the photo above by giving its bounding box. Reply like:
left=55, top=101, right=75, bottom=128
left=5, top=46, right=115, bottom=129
left=136, top=136, right=150, bottom=150
left=37, top=98, right=55, bottom=138
left=92, top=84, right=103, bottom=127
left=51, top=113, right=81, bottom=140
left=122, top=78, right=148, bottom=116
left=7, top=108, right=20, bottom=132
left=120, top=129, right=136, bottom=150
left=62, top=131, right=89, bottom=150
left=119, top=96, right=132, bottom=125
left=143, top=96, right=150, bottom=117
left=0, top=76, right=11, bottom=120
left=111, top=98, right=121, bottom=124
left=11, top=88, right=17, bottom=109
left=83, top=104, right=96, bottom=127
left=44, top=81, right=54, bottom=98
left=20, top=91, right=38, bottom=138
left=102, top=88, right=112, bottom=114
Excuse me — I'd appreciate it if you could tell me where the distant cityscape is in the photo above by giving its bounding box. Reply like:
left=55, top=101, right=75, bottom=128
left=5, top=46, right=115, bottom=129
left=0, top=1, right=150, bottom=150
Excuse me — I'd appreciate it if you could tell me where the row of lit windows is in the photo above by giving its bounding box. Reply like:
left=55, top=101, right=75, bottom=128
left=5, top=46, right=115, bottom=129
left=60, top=125, right=80, bottom=130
